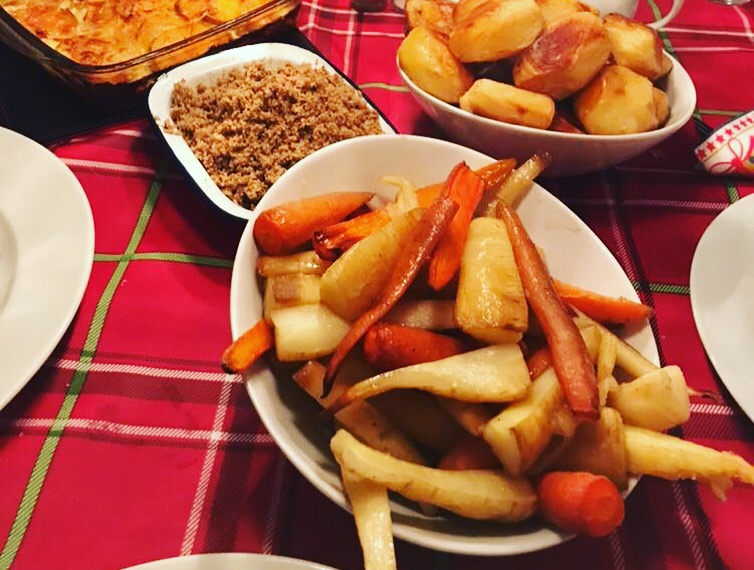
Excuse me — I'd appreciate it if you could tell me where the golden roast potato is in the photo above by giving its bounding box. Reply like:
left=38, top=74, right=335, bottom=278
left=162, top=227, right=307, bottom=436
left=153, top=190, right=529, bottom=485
left=398, top=26, right=475, bottom=104
left=405, top=0, right=456, bottom=37
left=574, top=64, right=668, bottom=134
left=535, top=0, right=599, bottom=29
left=449, top=0, right=545, bottom=62
left=513, top=12, right=612, bottom=100
left=604, top=13, right=672, bottom=81
left=459, top=78, right=555, bottom=129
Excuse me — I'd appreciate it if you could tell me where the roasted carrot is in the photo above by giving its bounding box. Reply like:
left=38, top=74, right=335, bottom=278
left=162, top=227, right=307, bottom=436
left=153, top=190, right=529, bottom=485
left=536, top=471, right=625, bottom=537
left=497, top=202, right=600, bottom=421
left=253, top=191, right=374, bottom=255
left=311, top=159, right=516, bottom=260
left=437, top=434, right=501, bottom=471
left=428, top=163, right=485, bottom=291
left=322, top=196, right=459, bottom=397
left=553, top=279, right=654, bottom=325
left=363, top=323, right=472, bottom=372
left=416, top=158, right=516, bottom=208
left=221, top=319, right=274, bottom=374
left=312, top=208, right=392, bottom=261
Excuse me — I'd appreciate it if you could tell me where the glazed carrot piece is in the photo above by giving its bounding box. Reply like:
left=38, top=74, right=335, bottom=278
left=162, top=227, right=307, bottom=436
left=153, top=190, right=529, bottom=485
left=497, top=202, right=600, bottom=421
left=322, top=196, right=459, bottom=396
left=221, top=319, right=274, bottom=374
left=312, top=208, right=391, bottom=261
left=437, top=434, right=501, bottom=471
left=553, top=279, right=654, bottom=325
left=363, top=323, right=472, bottom=372
left=311, top=159, right=516, bottom=260
left=536, top=471, right=625, bottom=537
left=428, top=163, right=485, bottom=291
left=253, top=191, right=374, bottom=255
left=416, top=158, right=516, bottom=208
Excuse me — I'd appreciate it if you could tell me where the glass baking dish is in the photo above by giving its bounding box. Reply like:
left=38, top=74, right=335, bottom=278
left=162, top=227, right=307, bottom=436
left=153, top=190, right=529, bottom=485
left=0, top=0, right=301, bottom=107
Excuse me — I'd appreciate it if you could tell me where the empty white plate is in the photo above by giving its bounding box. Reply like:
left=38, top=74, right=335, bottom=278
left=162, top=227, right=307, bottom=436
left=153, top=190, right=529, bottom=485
left=690, top=194, right=754, bottom=422
left=0, top=127, right=94, bottom=411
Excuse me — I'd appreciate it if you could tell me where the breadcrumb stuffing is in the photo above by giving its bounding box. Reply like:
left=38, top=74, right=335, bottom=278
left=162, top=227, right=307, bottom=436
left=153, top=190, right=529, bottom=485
left=169, top=62, right=384, bottom=209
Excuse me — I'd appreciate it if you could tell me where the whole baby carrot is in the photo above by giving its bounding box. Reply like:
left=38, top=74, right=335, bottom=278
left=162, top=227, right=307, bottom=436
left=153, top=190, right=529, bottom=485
left=221, top=319, right=274, bottom=374
left=497, top=202, right=600, bottom=421
left=537, top=471, right=625, bottom=537
left=553, top=279, right=654, bottom=325
left=253, top=191, right=374, bottom=255
left=427, top=163, right=485, bottom=291
left=363, top=323, right=472, bottom=372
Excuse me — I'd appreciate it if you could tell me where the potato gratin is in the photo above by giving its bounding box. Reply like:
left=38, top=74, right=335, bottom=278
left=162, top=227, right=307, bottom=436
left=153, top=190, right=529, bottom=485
left=224, top=157, right=754, bottom=569
left=1, top=0, right=274, bottom=65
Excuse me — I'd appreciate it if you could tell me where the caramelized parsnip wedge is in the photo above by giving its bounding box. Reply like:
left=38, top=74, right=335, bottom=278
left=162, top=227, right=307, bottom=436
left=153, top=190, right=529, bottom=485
left=331, top=429, right=537, bottom=521
left=624, top=425, right=754, bottom=500
left=270, top=303, right=350, bottom=361
left=483, top=368, right=563, bottom=476
left=455, top=217, right=528, bottom=344
left=340, top=470, right=397, bottom=570
left=330, top=345, right=531, bottom=414
left=256, top=250, right=330, bottom=277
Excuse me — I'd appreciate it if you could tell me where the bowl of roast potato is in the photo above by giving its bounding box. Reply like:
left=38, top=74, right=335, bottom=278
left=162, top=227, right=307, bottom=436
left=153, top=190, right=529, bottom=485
left=397, top=0, right=696, bottom=176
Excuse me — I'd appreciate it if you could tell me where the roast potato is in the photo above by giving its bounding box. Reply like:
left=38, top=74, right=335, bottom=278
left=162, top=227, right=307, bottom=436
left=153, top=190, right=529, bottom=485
left=405, top=0, right=456, bottom=37
left=535, top=0, right=598, bottom=28
left=513, top=12, right=612, bottom=100
left=604, top=13, right=672, bottom=81
left=398, top=26, right=475, bottom=104
left=459, top=78, right=555, bottom=129
left=574, top=64, right=668, bottom=134
left=449, top=0, right=544, bottom=62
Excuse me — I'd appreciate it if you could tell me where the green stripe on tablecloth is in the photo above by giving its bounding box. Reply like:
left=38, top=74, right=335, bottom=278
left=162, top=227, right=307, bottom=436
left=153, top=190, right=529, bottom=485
left=0, top=162, right=168, bottom=570
left=699, top=109, right=744, bottom=118
left=725, top=183, right=740, bottom=203
left=94, top=252, right=233, bottom=268
left=648, top=282, right=690, bottom=295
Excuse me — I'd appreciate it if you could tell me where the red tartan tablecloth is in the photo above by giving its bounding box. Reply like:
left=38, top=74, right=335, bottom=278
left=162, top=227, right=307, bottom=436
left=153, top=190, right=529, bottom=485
left=1, top=0, right=754, bottom=569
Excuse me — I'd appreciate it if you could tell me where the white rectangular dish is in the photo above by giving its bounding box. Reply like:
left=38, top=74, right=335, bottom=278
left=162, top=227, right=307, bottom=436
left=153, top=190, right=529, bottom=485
left=148, top=42, right=396, bottom=220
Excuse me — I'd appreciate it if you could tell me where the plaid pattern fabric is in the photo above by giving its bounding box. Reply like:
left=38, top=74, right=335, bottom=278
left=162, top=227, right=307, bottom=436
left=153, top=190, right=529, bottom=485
left=1, top=1, right=753, bottom=569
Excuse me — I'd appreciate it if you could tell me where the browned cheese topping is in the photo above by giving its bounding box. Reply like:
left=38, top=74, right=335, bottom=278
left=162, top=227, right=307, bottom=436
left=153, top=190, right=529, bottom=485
left=169, top=62, right=384, bottom=209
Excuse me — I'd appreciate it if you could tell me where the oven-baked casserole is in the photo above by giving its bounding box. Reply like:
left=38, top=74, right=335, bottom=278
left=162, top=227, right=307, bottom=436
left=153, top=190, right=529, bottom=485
left=0, top=0, right=293, bottom=67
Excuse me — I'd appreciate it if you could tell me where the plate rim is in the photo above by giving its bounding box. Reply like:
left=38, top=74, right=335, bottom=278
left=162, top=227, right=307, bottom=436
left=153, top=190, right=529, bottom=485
left=122, top=552, right=338, bottom=570
left=147, top=42, right=396, bottom=221
left=690, top=194, right=754, bottom=422
left=230, top=134, right=657, bottom=556
left=0, top=126, right=94, bottom=411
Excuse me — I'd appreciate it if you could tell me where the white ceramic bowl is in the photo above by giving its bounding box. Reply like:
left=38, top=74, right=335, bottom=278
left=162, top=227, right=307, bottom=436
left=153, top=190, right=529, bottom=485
left=230, top=134, right=658, bottom=556
left=398, top=56, right=696, bottom=177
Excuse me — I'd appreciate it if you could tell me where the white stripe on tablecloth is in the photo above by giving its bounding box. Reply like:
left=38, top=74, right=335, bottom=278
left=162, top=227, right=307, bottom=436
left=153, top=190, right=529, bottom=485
left=734, top=5, right=754, bottom=43
left=50, top=358, right=237, bottom=383
left=600, top=170, right=640, bottom=284
left=671, top=481, right=707, bottom=570
left=690, top=402, right=735, bottom=416
left=181, top=376, right=235, bottom=555
left=673, top=46, right=754, bottom=53
left=662, top=26, right=754, bottom=38
left=608, top=530, right=626, bottom=570
left=3, top=416, right=273, bottom=444
left=60, top=157, right=157, bottom=176
left=263, top=453, right=289, bottom=554
left=300, top=0, right=403, bottom=17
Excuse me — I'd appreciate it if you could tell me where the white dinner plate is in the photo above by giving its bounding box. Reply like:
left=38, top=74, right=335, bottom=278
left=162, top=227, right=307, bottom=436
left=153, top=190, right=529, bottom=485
left=690, top=194, right=754, bottom=422
left=148, top=42, right=396, bottom=221
left=0, top=127, right=94, bottom=411
left=230, top=135, right=658, bottom=556
left=123, top=553, right=337, bottom=570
